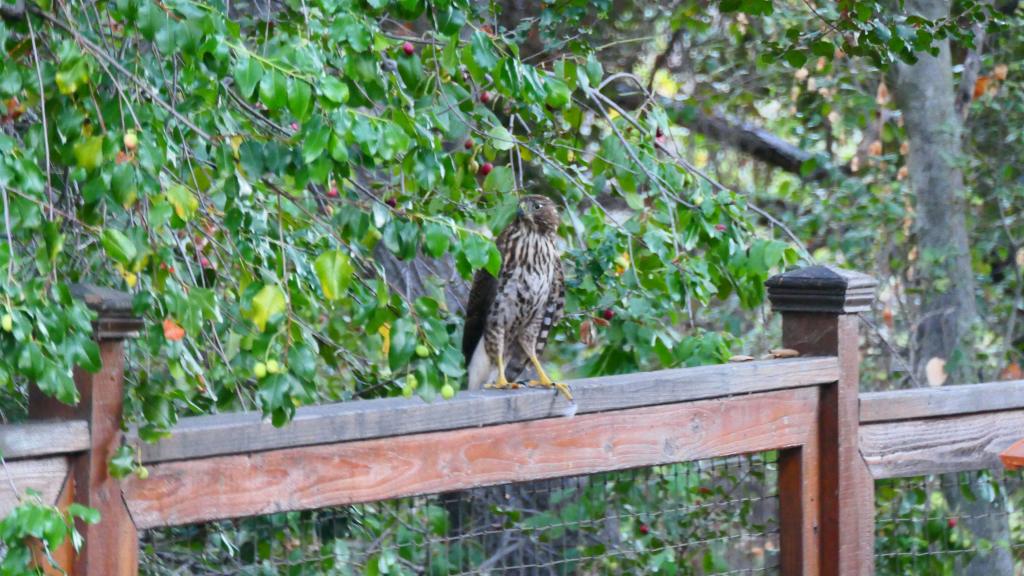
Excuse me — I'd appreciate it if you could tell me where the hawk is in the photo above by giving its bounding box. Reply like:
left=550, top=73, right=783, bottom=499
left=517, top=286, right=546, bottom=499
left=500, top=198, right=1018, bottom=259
left=462, top=195, right=571, bottom=401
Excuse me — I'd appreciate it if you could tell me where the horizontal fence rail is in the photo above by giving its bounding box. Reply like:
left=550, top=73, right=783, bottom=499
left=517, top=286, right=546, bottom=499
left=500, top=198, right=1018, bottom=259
left=132, top=357, right=839, bottom=464
left=859, top=380, right=1024, bottom=479
left=0, top=420, right=90, bottom=460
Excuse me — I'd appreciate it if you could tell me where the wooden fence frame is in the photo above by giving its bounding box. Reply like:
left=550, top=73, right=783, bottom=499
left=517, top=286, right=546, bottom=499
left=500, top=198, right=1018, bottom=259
left=4, top=265, right=1024, bottom=575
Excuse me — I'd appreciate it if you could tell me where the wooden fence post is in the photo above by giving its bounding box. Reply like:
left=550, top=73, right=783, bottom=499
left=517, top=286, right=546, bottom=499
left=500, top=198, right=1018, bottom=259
left=768, top=266, right=877, bottom=575
left=28, top=285, right=143, bottom=576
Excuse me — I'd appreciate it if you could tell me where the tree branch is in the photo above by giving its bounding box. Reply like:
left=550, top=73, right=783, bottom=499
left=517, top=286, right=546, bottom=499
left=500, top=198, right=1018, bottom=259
left=607, top=81, right=845, bottom=181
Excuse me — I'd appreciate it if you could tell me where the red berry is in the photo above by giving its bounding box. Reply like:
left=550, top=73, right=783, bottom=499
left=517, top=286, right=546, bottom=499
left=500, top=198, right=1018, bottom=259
left=639, top=524, right=649, bottom=535
left=402, top=41, right=415, bottom=56
left=715, top=223, right=727, bottom=232
left=948, top=518, right=957, bottom=528
left=327, top=186, right=339, bottom=198
left=464, top=138, right=474, bottom=150
left=602, top=308, right=614, bottom=321
left=479, top=162, right=493, bottom=176
left=479, top=91, right=491, bottom=104
left=386, top=197, right=397, bottom=208
left=159, top=262, right=168, bottom=271
left=200, top=257, right=211, bottom=269
left=168, top=266, right=175, bottom=274
left=290, top=122, right=299, bottom=131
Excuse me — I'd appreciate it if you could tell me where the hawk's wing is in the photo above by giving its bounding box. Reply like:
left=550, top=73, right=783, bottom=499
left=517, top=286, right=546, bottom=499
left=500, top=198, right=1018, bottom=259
left=463, top=224, right=516, bottom=366
left=461, top=268, right=497, bottom=366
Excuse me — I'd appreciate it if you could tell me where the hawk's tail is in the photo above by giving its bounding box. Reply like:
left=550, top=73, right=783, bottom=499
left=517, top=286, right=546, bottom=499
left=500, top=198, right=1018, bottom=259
left=466, top=339, right=493, bottom=390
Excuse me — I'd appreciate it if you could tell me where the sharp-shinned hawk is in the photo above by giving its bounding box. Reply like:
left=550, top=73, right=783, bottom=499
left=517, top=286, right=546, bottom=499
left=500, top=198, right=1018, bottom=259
left=461, top=195, right=571, bottom=401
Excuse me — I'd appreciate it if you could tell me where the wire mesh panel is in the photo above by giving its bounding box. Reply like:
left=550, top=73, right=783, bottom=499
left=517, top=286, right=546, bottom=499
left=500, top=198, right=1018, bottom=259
left=875, top=468, right=1024, bottom=574
left=139, top=452, right=780, bottom=575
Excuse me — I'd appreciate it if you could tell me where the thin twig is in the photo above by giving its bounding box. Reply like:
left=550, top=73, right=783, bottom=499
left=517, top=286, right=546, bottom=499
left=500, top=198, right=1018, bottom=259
left=26, top=15, right=53, bottom=220
left=858, top=314, right=923, bottom=388
left=0, top=455, right=21, bottom=502
left=1, top=185, right=15, bottom=282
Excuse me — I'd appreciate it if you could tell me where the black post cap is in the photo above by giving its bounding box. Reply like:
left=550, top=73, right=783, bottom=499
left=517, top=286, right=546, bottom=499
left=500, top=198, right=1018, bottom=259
left=70, top=284, right=144, bottom=340
left=766, top=265, right=878, bottom=314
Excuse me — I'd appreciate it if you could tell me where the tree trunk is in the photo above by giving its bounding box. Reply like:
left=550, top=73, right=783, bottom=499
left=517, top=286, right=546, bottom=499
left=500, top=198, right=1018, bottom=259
left=893, top=0, right=979, bottom=386
left=892, top=0, right=1009, bottom=572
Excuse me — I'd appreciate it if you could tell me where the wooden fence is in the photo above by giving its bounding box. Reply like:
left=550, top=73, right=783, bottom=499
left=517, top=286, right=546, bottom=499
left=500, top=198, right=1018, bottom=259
left=2, top=265, right=1023, bottom=575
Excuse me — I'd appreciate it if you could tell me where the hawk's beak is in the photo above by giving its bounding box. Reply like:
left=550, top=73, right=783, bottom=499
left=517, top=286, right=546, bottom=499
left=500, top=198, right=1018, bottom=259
left=516, top=204, right=526, bottom=219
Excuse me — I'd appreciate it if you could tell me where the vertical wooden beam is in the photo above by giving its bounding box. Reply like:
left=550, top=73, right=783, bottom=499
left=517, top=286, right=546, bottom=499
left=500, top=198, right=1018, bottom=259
left=29, top=285, right=143, bottom=576
left=779, top=424, right=820, bottom=574
left=768, top=266, right=878, bottom=575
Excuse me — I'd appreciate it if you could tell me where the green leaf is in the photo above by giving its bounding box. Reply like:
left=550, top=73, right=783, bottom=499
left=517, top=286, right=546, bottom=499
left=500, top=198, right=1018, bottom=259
left=329, top=133, right=350, bottom=163
left=303, top=125, right=331, bottom=164
left=72, top=136, right=104, bottom=171
left=288, top=79, right=313, bottom=121
left=811, top=39, right=834, bottom=58
left=585, top=53, right=603, bottom=87
left=320, top=77, right=350, bottom=104
left=314, top=250, right=353, bottom=301
left=249, top=284, right=286, bottom=331
left=488, top=125, right=515, bottom=151
left=55, top=57, right=90, bottom=95
left=784, top=50, right=808, bottom=68
left=165, top=184, right=198, bottom=222
left=470, top=31, right=498, bottom=70
left=424, top=224, right=450, bottom=258
left=259, top=70, right=288, bottom=111
left=108, top=445, right=135, bottom=479
left=0, top=68, right=21, bottom=97
left=545, top=78, right=572, bottom=109
left=68, top=504, right=101, bottom=525
left=101, top=229, right=137, bottom=265
left=436, top=5, right=466, bottom=36
left=379, top=123, right=410, bottom=161
left=233, top=56, right=263, bottom=99
left=110, top=164, right=138, bottom=208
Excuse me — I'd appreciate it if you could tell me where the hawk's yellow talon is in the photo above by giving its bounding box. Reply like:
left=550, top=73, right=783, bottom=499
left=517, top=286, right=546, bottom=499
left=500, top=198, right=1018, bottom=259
left=484, top=353, right=518, bottom=390
left=526, top=355, right=573, bottom=402
left=527, top=379, right=573, bottom=402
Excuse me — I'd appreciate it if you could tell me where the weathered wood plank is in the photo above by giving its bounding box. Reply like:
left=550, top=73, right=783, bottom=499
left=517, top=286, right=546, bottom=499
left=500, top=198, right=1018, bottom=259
left=135, top=356, right=838, bottom=464
left=124, top=387, right=820, bottom=529
left=860, top=380, right=1024, bottom=423
left=861, top=410, right=1024, bottom=479
left=0, top=457, right=70, bottom=517
left=0, top=421, right=90, bottom=460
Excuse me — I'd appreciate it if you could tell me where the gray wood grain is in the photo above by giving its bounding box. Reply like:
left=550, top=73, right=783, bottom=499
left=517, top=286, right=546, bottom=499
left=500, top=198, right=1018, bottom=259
left=861, top=410, right=1024, bottom=479
left=135, top=357, right=839, bottom=463
left=0, top=421, right=90, bottom=460
left=0, top=457, right=70, bottom=517
left=859, top=380, right=1024, bottom=423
